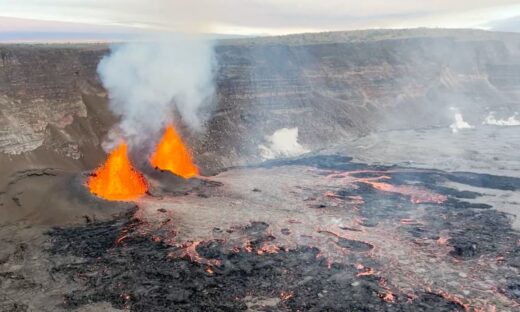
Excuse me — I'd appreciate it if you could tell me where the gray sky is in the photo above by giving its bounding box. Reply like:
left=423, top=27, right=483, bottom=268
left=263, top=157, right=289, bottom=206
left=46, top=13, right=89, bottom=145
left=1, top=0, right=520, bottom=40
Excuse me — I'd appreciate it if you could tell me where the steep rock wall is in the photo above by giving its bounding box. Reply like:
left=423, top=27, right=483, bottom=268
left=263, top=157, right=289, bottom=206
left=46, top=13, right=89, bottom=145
left=0, top=29, right=519, bottom=175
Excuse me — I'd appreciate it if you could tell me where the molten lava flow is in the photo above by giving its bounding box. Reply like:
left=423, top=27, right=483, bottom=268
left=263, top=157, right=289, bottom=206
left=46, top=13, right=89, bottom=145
left=168, top=241, right=221, bottom=267
left=150, top=124, right=199, bottom=178
left=279, top=291, right=294, bottom=301
left=364, top=181, right=447, bottom=204
left=87, top=143, right=148, bottom=201
left=356, top=263, right=375, bottom=276
left=257, top=242, right=280, bottom=255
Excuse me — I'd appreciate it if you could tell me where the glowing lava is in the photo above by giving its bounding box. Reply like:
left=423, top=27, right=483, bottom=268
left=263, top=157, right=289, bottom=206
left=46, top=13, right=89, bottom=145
left=364, top=181, right=447, bottom=204
left=87, top=142, right=148, bottom=201
left=150, top=124, right=199, bottom=178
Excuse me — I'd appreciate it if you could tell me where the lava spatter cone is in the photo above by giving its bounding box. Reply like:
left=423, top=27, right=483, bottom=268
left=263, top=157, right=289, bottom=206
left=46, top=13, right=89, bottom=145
left=87, top=142, right=148, bottom=201
left=150, top=124, right=199, bottom=179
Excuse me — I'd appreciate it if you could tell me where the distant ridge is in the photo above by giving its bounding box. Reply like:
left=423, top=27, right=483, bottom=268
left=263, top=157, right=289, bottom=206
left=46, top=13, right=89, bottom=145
left=222, top=28, right=520, bottom=46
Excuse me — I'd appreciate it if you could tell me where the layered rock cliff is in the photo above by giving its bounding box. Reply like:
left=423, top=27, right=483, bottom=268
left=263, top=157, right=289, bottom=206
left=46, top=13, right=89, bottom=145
left=1, top=29, right=520, bottom=176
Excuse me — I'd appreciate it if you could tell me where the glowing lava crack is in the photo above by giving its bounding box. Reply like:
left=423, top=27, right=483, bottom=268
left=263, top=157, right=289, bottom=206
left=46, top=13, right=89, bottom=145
left=150, top=124, right=199, bottom=179
left=87, top=142, right=148, bottom=201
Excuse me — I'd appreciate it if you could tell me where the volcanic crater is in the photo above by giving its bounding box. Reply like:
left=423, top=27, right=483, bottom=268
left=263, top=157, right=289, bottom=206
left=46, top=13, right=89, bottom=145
left=2, top=29, right=520, bottom=312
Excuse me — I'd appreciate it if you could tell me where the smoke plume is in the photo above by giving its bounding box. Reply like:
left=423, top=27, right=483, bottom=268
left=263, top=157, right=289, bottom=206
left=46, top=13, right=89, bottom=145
left=97, top=34, right=216, bottom=151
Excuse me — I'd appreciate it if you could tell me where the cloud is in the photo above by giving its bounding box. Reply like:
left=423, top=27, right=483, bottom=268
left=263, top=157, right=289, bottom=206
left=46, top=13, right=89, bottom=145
left=1, top=1, right=520, bottom=35
left=487, top=15, right=520, bottom=32
left=0, top=16, right=144, bottom=42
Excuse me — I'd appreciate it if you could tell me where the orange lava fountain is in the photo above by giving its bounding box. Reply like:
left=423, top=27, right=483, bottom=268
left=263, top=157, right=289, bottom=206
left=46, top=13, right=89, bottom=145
left=87, top=142, right=148, bottom=201
left=150, top=124, right=199, bottom=179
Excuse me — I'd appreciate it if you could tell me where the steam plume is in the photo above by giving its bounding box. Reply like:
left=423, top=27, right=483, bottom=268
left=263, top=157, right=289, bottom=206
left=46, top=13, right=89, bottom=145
left=259, top=127, right=309, bottom=159
left=483, top=112, right=520, bottom=126
left=97, top=34, right=216, bottom=151
left=450, top=113, right=473, bottom=133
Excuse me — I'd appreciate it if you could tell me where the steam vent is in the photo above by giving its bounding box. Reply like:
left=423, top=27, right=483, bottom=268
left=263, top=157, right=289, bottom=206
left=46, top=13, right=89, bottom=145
left=2, top=28, right=520, bottom=312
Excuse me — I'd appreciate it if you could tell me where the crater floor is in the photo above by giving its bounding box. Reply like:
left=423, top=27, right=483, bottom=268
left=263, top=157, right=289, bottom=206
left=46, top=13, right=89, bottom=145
left=2, top=148, right=520, bottom=311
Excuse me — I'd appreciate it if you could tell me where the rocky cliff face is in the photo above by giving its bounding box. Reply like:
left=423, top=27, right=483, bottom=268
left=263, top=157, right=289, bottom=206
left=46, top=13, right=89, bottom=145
left=0, top=44, right=113, bottom=181
left=1, top=29, right=520, bottom=175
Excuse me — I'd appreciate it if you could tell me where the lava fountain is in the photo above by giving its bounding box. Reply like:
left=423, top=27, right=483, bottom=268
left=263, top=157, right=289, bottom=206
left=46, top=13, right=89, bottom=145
left=87, top=142, right=148, bottom=201
left=150, top=124, right=199, bottom=178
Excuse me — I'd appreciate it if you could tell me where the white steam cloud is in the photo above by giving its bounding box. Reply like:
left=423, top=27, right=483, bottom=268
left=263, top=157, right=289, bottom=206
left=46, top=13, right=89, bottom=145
left=450, top=113, right=473, bottom=133
left=448, top=107, right=473, bottom=133
left=97, top=35, right=216, bottom=151
left=483, top=112, right=520, bottom=126
left=259, top=127, right=309, bottom=159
